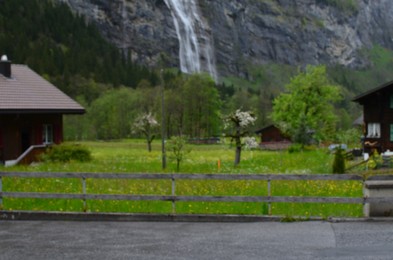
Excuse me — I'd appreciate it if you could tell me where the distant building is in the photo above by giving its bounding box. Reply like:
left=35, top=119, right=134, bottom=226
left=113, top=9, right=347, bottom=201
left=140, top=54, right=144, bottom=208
left=255, top=125, right=291, bottom=150
left=0, top=55, right=85, bottom=165
left=353, top=80, right=393, bottom=153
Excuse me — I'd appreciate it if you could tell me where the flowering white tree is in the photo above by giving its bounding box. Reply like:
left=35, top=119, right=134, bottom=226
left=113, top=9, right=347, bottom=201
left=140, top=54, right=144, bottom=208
left=132, top=112, right=159, bottom=152
left=244, top=137, right=259, bottom=150
left=224, top=109, right=257, bottom=166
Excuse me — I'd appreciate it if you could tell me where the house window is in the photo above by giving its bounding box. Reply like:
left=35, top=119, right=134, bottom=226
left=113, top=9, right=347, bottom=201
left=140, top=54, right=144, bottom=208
left=367, top=123, right=381, bottom=138
left=42, top=124, right=53, bottom=144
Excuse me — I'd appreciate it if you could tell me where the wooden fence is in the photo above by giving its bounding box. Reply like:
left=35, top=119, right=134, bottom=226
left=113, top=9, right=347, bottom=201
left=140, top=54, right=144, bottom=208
left=1, top=172, right=393, bottom=216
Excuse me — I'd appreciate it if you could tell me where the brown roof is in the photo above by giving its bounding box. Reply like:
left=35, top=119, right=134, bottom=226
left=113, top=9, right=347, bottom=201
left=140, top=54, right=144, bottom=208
left=255, top=124, right=279, bottom=134
left=0, top=64, right=85, bottom=114
left=352, top=79, right=393, bottom=104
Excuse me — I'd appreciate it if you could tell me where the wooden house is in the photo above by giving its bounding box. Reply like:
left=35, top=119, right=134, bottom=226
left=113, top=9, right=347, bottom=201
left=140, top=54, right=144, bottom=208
left=0, top=56, right=85, bottom=165
left=255, top=125, right=291, bottom=150
left=353, top=80, right=393, bottom=153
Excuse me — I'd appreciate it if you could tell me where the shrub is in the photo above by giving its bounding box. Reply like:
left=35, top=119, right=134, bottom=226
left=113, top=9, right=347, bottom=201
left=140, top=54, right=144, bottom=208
left=367, top=150, right=383, bottom=170
left=42, top=144, right=92, bottom=163
left=288, top=143, right=303, bottom=153
left=332, top=148, right=345, bottom=174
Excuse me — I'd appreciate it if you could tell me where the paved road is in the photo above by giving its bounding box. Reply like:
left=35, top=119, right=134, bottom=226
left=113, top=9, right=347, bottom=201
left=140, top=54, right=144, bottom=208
left=1, top=220, right=393, bottom=259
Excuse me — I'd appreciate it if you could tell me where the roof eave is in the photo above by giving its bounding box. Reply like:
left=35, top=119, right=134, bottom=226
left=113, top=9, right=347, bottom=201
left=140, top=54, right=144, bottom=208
left=0, top=109, right=86, bottom=115
left=352, top=79, right=393, bottom=103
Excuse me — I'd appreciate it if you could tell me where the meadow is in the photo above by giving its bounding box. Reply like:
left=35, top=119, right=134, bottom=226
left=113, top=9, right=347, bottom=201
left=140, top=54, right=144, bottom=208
left=0, top=140, right=364, bottom=218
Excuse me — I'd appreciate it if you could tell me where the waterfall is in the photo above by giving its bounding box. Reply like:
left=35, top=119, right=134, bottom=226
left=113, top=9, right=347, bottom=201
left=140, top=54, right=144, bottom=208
left=164, top=0, right=218, bottom=81
left=121, top=0, right=129, bottom=59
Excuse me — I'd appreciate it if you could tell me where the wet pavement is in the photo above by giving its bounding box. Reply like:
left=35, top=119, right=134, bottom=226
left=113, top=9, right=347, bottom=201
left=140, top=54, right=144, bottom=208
left=1, top=220, right=393, bottom=259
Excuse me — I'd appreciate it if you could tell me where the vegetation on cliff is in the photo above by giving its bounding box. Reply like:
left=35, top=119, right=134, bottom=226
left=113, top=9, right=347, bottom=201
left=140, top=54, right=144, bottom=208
left=0, top=0, right=158, bottom=96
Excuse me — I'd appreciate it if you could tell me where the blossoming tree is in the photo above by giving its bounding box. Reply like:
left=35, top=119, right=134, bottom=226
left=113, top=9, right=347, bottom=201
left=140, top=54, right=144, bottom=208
left=132, top=112, right=159, bottom=152
left=224, top=109, right=257, bottom=166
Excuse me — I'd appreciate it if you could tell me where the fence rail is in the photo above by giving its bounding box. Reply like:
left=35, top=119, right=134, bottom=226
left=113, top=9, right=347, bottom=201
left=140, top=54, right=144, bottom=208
left=0, top=172, right=365, bottom=180
left=0, top=172, right=391, bottom=216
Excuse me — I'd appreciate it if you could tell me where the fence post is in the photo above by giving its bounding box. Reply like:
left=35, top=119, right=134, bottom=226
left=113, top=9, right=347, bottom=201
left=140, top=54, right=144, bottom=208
left=82, top=177, right=87, bottom=212
left=268, top=178, right=272, bottom=216
left=0, top=176, right=3, bottom=209
left=171, top=176, right=176, bottom=215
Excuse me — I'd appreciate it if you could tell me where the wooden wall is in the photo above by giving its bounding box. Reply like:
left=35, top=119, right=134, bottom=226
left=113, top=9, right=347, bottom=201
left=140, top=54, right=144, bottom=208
left=363, top=89, right=393, bottom=153
left=0, top=113, right=62, bottom=161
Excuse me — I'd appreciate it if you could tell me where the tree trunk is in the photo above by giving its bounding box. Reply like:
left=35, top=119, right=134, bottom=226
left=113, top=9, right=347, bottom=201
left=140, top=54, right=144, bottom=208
left=176, top=159, right=180, bottom=172
left=234, top=128, right=242, bottom=166
left=147, top=140, right=152, bottom=152
left=234, top=145, right=241, bottom=166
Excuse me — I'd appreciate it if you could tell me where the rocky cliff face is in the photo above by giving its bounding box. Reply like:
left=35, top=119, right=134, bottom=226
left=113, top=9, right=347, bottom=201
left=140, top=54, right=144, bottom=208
left=58, top=0, right=393, bottom=79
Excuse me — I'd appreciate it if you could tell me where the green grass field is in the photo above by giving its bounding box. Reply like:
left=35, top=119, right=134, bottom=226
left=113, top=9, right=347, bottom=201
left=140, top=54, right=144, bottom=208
left=0, top=140, right=364, bottom=218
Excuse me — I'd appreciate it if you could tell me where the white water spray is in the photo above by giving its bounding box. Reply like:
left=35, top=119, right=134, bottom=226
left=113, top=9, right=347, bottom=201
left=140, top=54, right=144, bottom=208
left=122, top=0, right=127, bottom=48
left=164, top=0, right=218, bottom=81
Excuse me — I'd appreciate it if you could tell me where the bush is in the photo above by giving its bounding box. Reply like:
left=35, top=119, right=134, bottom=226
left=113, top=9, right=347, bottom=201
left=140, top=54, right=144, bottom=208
left=332, top=148, right=345, bottom=174
left=42, top=144, right=92, bottom=163
left=367, top=150, right=383, bottom=170
left=288, top=143, right=303, bottom=153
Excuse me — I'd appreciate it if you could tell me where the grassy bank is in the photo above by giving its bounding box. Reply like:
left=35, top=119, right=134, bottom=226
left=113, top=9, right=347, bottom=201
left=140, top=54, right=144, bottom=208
left=6, top=140, right=334, bottom=174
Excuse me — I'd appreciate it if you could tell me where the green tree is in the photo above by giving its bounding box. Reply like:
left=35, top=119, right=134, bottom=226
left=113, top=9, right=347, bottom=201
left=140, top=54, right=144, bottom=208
left=89, top=88, right=140, bottom=139
left=163, top=73, right=221, bottom=138
left=167, top=136, right=191, bottom=172
left=182, top=74, right=221, bottom=137
left=271, top=65, right=341, bottom=146
left=63, top=96, right=90, bottom=141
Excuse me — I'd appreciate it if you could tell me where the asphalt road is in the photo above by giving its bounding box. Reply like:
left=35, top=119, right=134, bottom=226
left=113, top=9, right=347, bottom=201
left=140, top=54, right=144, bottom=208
left=1, top=220, right=393, bottom=259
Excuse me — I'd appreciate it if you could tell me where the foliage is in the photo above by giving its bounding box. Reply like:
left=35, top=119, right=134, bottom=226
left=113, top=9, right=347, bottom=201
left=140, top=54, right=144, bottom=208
left=332, top=148, right=346, bottom=174
left=63, top=72, right=224, bottom=141
left=132, top=113, right=159, bottom=152
left=42, top=144, right=92, bottom=163
left=224, top=109, right=257, bottom=166
left=63, top=96, right=90, bottom=141
left=367, top=150, right=383, bottom=170
left=166, top=136, right=191, bottom=172
left=334, top=128, right=362, bottom=148
left=272, top=65, right=341, bottom=146
left=163, top=74, right=222, bottom=138
left=88, top=88, right=141, bottom=139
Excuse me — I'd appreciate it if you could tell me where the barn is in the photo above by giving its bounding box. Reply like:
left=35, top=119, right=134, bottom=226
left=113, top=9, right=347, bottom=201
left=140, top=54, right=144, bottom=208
left=255, top=125, right=291, bottom=150
left=0, top=55, right=85, bottom=165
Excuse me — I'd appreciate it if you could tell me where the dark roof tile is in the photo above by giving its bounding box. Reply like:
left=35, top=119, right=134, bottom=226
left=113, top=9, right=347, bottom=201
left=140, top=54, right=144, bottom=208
left=0, top=64, right=85, bottom=114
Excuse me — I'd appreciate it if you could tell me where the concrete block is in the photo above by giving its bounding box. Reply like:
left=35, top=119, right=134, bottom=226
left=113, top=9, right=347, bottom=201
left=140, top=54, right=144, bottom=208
left=364, top=180, right=393, bottom=217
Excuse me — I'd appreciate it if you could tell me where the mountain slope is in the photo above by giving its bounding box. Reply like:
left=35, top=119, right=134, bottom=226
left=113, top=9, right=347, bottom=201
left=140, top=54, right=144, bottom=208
left=0, top=0, right=158, bottom=98
left=58, top=0, right=393, bottom=79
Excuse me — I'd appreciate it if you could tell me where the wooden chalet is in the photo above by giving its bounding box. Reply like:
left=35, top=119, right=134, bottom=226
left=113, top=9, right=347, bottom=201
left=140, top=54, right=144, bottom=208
left=0, top=55, right=85, bottom=165
left=255, top=125, right=291, bottom=150
left=353, top=80, right=393, bottom=153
